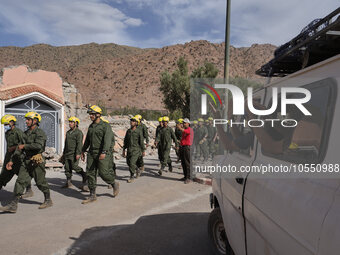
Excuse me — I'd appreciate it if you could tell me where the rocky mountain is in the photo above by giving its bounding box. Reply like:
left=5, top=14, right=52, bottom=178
left=0, top=40, right=276, bottom=111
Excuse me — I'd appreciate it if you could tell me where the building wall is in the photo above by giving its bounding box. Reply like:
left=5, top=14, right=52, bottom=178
left=0, top=65, right=65, bottom=164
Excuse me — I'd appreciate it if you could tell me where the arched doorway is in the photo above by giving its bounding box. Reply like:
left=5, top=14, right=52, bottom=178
left=5, top=98, right=59, bottom=149
left=0, top=92, right=65, bottom=164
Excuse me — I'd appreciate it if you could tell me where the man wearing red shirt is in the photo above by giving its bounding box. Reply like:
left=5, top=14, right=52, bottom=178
left=178, top=118, right=194, bottom=184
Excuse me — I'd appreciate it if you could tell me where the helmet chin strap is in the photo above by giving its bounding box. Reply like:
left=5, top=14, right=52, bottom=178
left=28, top=119, right=38, bottom=128
left=94, top=114, right=101, bottom=121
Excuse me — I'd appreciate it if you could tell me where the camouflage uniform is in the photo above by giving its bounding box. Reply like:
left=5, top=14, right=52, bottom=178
left=136, top=123, right=148, bottom=169
left=63, top=128, right=85, bottom=179
left=156, top=125, right=163, bottom=163
left=82, top=120, right=116, bottom=192
left=0, top=127, right=25, bottom=189
left=206, top=124, right=217, bottom=158
left=124, top=127, right=145, bottom=177
left=196, top=125, right=209, bottom=161
left=14, top=127, right=50, bottom=197
left=156, top=126, right=178, bottom=171
left=175, top=127, right=183, bottom=160
left=108, top=128, right=116, bottom=176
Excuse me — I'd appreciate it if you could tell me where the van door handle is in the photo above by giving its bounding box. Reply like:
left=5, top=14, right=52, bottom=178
left=235, top=177, right=244, bottom=185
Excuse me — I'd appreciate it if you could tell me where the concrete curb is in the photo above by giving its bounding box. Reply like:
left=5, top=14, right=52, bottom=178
left=193, top=177, right=212, bottom=186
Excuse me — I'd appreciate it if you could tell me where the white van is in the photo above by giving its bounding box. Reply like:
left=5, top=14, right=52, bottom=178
left=208, top=53, right=340, bottom=255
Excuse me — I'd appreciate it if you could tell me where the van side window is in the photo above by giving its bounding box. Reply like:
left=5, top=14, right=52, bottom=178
left=229, top=98, right=261, bottom=157
left=262, top=78, right=337, bottom=164
left=230, top=115, right=255, bottom=157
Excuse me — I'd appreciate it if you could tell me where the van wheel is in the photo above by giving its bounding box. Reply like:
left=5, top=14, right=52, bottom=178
left=208, top=208, right=234, bottom=255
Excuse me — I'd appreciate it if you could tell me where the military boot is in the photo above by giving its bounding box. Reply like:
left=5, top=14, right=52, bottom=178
left=80, top=172, right=89, bottom=192
left=39, top=192, right=53, bottom=209
left=21, top=185, right=34, bottom=199
left=0, top=196, right=19, bottom=213
left=81, top=190, right=97, bottom=204
left=168, top=163, right=173, bottom=172
left=112, top=182, right=120, bottom=197
left=136, top=169, right=141, bottom=178
left=62, top=178, right=73, bottom=188
left=158, top=167, right=164, bottom=176
left=140, top=166, right=145, bottom=173
left=127, top=176, right=135, bottom=183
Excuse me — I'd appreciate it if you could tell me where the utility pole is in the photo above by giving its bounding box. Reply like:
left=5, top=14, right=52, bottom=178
left=223, top=0, right=231, bottom=132
left=220, top=0, right=231, bottom=156
left=224, top=0, right=231, bottom=84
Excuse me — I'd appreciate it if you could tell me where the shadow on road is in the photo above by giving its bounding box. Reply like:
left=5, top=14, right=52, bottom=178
left=47, top=177, right=87, bottom=200
left=66, top=212, right=212, bottom=255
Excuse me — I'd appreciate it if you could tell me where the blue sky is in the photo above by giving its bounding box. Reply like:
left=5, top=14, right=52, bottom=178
left=0, top=0, right=338, bottom=48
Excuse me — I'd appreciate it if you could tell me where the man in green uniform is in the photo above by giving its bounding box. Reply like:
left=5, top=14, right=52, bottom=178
left=206, top=117, right=217, bottom=159
left=122, top=117, right=145, bottom=183
left=100, top=117, right=116, bottom=176
left=135, top=114, right=148, bottom=175
left=155, top=117, right=163, bottom=165
left=175, top=118, right=183, bottom=163
left=101, top=116, right=117, bottom=190
left=0, top=115, right=33, bottom=198
left=196, top=118, right=209, bottom=161
left=155, top=116, right=178, bottom=176
left=60, top=116, right=88, bottom=191
left=0, top=112, right=52, bottom=213
left=192, top=120, right=199, bottom=159
left=81, top=105, right=119, bottom=204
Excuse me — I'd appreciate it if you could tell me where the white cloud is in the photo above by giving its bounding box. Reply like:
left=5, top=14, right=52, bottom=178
left=0, top=0, right=143, bottom=45
left=0, top=0, right=338, bottom=47
left=124, top=18, right=144, bottom=26
left=229, top=0, right=340, bottom=46
left=120, top=0, right=340, bottom=47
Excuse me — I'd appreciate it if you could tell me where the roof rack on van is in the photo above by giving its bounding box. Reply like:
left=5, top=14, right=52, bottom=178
left=256, top=7, right=340, bottom=77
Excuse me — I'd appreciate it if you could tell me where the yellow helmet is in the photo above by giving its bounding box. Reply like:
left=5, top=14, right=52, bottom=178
left=1, top=114, right=16, bottom=125
left=101, top=116, right=109, bottom=123
left=193, top=120, right=198, bottom=124
left=198, top=118, right=204, bottom=122
left=208, top=117, right=213, bottom=121
left=177, top=118, right=184, bottom=124
left=134, top=114, right=142, bottom=120
left=130, top=117, right=140, bottom=123
left=87, top=105, right=102, bottom=114
left=205, top=119, right=210, bottom=123
left=68, top=116, right=80, bottom=124
left=25, top=112, right=41, bottom=122
left=158, top=117, right=163, bottom=122
left=162, top=116, right=170, bottom=122
left=289, top=142, right=299, bottom=150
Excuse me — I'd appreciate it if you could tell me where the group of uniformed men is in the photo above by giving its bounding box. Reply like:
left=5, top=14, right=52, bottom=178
left=191, top=117, right=218, bottom=161
left=0, top=104, right=214, bottom=213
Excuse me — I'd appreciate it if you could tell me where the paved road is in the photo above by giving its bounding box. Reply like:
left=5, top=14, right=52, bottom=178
left=0, top=155, right=213, bottom=255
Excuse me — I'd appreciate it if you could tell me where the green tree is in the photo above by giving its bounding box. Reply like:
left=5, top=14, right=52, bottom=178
left=160, top=58, right=219, bottom=118
left=160, top=57, right=191, bottom=117
left=190, top=62, right=219, bottom=118
left=191, top=62, right=219, bottom=79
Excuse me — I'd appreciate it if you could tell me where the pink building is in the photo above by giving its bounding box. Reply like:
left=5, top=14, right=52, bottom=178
left=0, top=65, right=65, bottom=163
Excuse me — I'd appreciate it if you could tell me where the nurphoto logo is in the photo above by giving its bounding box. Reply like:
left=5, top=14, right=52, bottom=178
left=198, top=83, right=312, bottom=128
